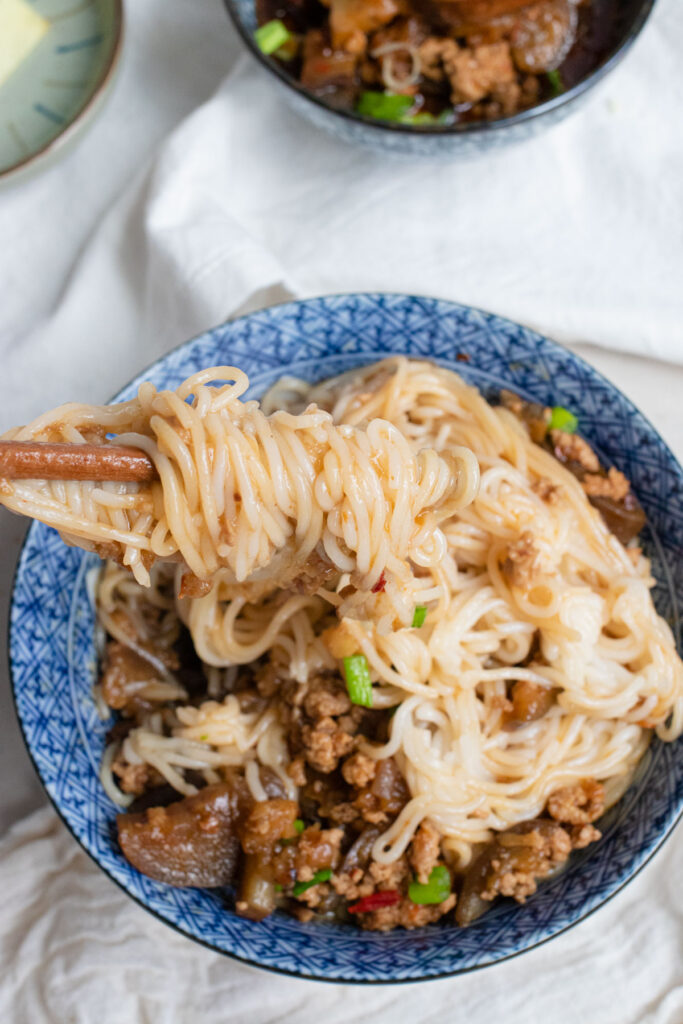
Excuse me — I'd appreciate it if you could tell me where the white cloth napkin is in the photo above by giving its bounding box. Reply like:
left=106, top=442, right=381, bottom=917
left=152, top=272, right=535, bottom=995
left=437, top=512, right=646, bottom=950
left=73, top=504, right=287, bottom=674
left=1, top=0, right=682, bottom=1019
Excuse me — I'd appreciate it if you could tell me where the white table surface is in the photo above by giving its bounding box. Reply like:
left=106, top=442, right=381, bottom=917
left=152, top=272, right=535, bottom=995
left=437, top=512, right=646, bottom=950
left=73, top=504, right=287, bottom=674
left=0, top=1, right=681, bottom=1018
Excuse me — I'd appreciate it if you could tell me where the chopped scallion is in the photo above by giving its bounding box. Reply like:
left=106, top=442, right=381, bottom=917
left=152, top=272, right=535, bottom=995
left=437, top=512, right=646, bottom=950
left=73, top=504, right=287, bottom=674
left=199, top=733, right=208, bottom=741
left=274, top=883, right=283, bottom=893
left=255, top=19, right=292, bottom=56
left=356, top=91, right=414, bottom=122
left=293, top=869, right=332, bottom=897
left=548, top=406, right=578, bottom=434
left=408, top=865, right=451, bottom=905
left=294, top=818, right=305, bottom=834
left=412, top=605, right=428, bottom=628
left=547, top=69, right=564, bottom=96
left=343, top=654, right=373, bottom=708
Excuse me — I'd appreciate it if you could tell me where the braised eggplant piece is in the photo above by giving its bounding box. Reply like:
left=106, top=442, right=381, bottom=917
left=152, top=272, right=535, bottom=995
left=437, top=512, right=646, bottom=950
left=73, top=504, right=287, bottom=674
left=117, top=782, right=249, bottom=888
left=503, top=679, right=556, bottom=728
left=353, top=757, right=410, bottom=821
left=100, top=643, right=172, bottom=714
left=510, top=0, right=578, bottom=73
left=586, top=492, right=646, bottom=547
left=341, top=825, right=383, bottom=873
left=237, top=854, right=277, bottom=921
left=300, top=29, right=359, bottom=108
left=456, top=818, right=571, bottom=925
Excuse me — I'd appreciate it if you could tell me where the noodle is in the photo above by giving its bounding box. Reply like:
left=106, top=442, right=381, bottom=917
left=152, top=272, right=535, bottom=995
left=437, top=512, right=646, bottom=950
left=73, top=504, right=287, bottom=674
left=371, top=41, right=422, bottom=91
left=0, top=367, right=477, bottom=603
left=3, top=357, right=682, bottom=880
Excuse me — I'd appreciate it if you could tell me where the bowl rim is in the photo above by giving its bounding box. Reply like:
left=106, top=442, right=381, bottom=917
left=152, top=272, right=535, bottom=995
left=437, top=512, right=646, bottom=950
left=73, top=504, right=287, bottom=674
left=8, top=291, right=683, bottom=983
left=0, top=0, right=124, bottom=183
left=221, top=0, right=656, bottom=138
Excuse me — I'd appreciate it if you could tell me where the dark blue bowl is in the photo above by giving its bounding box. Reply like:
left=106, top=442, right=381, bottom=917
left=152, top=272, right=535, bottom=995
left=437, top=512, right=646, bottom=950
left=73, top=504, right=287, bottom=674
left=10, top=294, right=682, bottom=981
left=222, top=0, right=656, bottom=155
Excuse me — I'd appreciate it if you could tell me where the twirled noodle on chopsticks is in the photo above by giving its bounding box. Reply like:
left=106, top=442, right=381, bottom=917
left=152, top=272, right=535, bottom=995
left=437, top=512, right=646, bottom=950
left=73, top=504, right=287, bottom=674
left=0, top=366, right=478, bottom=603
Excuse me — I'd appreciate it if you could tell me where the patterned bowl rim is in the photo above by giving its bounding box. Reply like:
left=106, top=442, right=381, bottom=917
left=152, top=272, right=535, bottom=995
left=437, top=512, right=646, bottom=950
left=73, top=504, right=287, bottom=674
left=221, top=0, right=656, bottom=138
left=8, top=292, right=683, bottom=983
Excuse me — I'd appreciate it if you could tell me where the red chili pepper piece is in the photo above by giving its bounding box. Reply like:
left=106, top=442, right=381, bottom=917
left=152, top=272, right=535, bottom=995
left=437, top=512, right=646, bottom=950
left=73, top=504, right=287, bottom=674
left=371, top=572, right=387, bottom=594
left=347, top=890, right=401, bottom=914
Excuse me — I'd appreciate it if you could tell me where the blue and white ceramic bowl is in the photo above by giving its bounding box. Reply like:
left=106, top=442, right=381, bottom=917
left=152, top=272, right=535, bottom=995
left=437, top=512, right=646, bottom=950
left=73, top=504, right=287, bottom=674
left=0, top=0, right=123, bottom=186
left=222, top=0, right=655, bottom=156
left=10, top=294, right=683, bottom=982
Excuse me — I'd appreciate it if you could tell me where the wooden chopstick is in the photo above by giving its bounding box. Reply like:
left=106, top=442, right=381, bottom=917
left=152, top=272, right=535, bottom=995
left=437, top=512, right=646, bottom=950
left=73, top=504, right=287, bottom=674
left=0, top=441, right=158, bottom=483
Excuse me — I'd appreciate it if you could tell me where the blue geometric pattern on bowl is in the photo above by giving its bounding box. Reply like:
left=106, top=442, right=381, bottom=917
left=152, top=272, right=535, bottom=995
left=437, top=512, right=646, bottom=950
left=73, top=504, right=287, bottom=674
left=10, top=294, right=683, bottom=982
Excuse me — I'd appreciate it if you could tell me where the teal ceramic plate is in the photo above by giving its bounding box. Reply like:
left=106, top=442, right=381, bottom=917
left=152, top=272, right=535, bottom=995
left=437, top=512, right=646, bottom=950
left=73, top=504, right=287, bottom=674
left=0, top=0, right=123, bottom=184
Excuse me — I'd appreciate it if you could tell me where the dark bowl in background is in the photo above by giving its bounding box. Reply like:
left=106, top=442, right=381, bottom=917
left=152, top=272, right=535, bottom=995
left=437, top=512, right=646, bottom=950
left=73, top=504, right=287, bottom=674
left=222, top=0, right=656, bottom=155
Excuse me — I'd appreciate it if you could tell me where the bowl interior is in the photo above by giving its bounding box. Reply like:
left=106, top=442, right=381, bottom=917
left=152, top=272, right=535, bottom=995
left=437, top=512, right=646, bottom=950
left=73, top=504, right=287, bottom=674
left=223, top=0, right=655, bottom=135
left=10, top=294, right=683, bottom=982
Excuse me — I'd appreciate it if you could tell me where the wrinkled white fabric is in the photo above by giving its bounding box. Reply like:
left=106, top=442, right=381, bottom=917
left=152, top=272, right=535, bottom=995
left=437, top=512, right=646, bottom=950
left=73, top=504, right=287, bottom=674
left=0, top=0, right=682, bottom=1018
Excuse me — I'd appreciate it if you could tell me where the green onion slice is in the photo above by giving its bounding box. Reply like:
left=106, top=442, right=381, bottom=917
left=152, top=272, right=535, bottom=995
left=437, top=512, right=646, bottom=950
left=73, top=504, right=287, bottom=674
left=412, top=605, right=428, bottom=628
left=356, top=91, right=414, bottom=122
left=255, top=19, right=292, bottom=56
left=548, top=406, right=578, bottom=434
left=408, top=865, right=452, bottom=905
left=294, top=818, right=305, bottom=834
left=293, top=869, right=332, bottom=897
left=343, top=654, right=373, bottom=708
left=547, top=69, right=564, bottom=96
